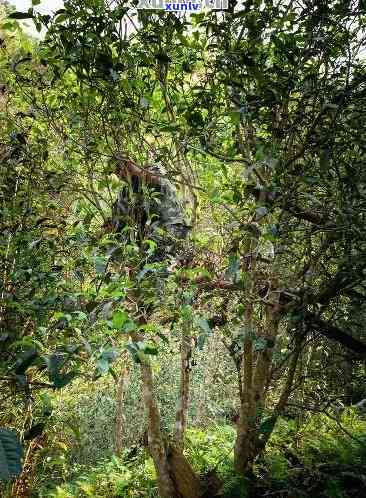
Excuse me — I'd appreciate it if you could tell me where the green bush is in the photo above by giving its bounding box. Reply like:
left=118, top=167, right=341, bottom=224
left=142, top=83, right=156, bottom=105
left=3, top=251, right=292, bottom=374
left=38, top=452, right=157, bottom=498
left=185, top=425, right=236, bottom=474
left=295, top=409, right=366, bottom=466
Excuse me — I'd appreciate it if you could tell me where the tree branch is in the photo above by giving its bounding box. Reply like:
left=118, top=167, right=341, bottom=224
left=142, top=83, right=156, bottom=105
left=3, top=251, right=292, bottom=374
left=304, top=312, right=366, bottom=357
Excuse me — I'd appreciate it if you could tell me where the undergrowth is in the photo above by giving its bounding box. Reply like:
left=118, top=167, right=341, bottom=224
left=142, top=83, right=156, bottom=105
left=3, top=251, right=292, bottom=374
left=33, top=410, right=366, bottom=498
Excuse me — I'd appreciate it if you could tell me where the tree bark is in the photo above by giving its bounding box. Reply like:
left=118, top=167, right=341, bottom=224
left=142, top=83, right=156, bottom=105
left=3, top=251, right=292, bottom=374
left=174, top=324, right=192, bottom=448
left=140, top=359, right=178, bottom=498
left=114, top=355, right=129, bottom=457
left=234, top=304, right=256, bottom=474
left=234, top=305, right=282, bottom=473
left=252, top=310, right=280, bottom=408
left=140, top=354, right=202, bottom=498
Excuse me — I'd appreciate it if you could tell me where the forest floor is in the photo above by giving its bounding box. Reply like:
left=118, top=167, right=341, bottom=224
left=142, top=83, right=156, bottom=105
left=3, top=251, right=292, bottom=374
left=21, top=411, right=366, bottom=498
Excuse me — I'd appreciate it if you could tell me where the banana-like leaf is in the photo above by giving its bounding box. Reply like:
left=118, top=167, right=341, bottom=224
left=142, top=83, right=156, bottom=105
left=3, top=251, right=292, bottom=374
left=0, top=429, right=22, bottom=481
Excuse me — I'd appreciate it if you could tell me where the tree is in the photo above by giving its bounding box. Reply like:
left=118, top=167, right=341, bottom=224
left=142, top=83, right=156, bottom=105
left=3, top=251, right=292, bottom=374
left=1, top=0, right=366, bottom=495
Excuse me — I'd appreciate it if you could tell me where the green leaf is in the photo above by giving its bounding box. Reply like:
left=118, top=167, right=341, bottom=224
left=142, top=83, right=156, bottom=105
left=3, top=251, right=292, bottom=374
left=0, top=429, right=22, bottom=481
left=72, top=311, right=88, bottom=321
left=55, top=14, right=68, bottom=23
left=126, top=342, right=141, bottom=363
left=123, top=320, right=136, bottom=333
left=225, top=254, right=241, bottom=283
left=40, top=393, right=53, bottom=418
left=258, top=416, right=276, bottom=434
left=45, top=353, right=76, bottom=389
left=140, top=342, right=158, bottom=356
left=14, top=348, right=38, bottom=375
left=112, top=310, right=128, bottom=329
left=195, top=317, right=212, bottom=350
left=236, top=303, right=245, bottom=318
left=1, top=22, right=16, bottom=31
left=266, top=224, right=279, bottom=238
left=183, top=291, right=195, bottom=305
left=24, top=423, right=45, bottom=441
left=255, top=206, right=268, bottom=220
left=196, top=317, right=211, bottom=335
left=197, top=333, right=207, bottom=350
left=157, top=331, right=169, bottom=343
left=253, top=337, right=267, bottom=351
left=96, top=350, right=118, bottom=376
left=229, top=110, right=241, bottom=125
left=8, top=12, right=33, bottom=19
left=32, top=0, right=41, bottom=5
left=94, top=256, right=106, bottom=275
left=137, top=265, right=155, bottom=282
left=53, top=371, right=76, bottom=389
left=96, top=357, right=109, bottom=375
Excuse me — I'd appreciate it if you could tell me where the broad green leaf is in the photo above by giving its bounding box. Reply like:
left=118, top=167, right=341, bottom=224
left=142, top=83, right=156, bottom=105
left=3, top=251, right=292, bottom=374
left=55, top=14, right=68, bottom=23
left=140, top=342, right=158, bottom=355
left=1, top=22, right=16, bottom=31
left=53, top=372, right=76, bottom=389
left=196, top=317, right=211, bottom=335
left=112, top=310, right=129, bottom=329
left=95, top=256, right=106, bottom=275
left=72, top=311, right=88, bottom=321
left=229, top=110, right=241, bottom=125
left=0, top=429, right=22, bottom=481
left=126, top=342, right=141, bottom=364
left=96, top=349, right=119, bottom=375
left=197, top=333, right=207, bottom=350
left=45, top=353, right=76, bottom=389
left=123, top=320, right=136, bottom=333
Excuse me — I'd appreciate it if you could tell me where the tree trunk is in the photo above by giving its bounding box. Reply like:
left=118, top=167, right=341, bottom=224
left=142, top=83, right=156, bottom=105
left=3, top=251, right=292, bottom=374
left=168, top=446, right=203, bottom=498
left=114, top=355, right=129, bottom=457
left=174, top=324, right=192, bottom=448
left=140, top=360, right=178, bottom=498
left=140, top=356, right=202, bottom=498
left=234, top=304, right=256, bottom=474
left=234, top=305, right=282, bottom=473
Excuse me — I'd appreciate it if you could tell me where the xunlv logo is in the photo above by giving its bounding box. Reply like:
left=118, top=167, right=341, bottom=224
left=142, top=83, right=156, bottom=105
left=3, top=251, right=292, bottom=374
left=135, top=0, right=228, bottom=10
